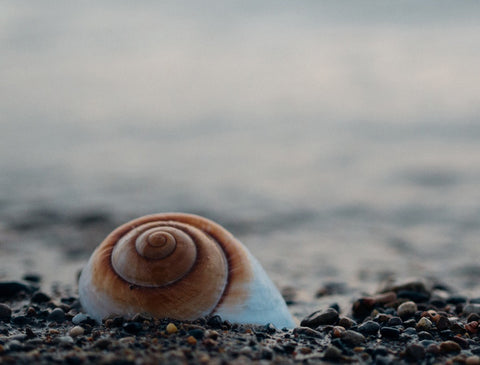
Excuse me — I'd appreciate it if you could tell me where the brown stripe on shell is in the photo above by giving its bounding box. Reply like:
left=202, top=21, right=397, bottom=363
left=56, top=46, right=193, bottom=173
left=90, top=213, right=253, bottom=320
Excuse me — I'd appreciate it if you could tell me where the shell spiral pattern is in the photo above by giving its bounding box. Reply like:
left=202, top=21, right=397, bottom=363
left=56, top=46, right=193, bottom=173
left=78, top=213, right=295, bottom=328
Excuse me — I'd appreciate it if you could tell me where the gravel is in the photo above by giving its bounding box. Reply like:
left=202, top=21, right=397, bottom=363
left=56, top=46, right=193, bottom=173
left=2, top=277, right=480, bottom=364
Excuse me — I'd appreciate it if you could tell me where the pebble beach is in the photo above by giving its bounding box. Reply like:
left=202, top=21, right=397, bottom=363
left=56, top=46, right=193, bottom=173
left=3, top=273, right=480, bottom=364
left=2, top=1, right=480, bottom=364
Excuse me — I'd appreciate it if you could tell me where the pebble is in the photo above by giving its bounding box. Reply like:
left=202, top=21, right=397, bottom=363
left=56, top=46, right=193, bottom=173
left=397, top=301, right=417, bottom=319
left=417, top=331, right=434, bottom=340
left=406, top=343, right=425, bottom=361
left=293, top=326, right=323, bottom=338
left=123, top=322, right=142, bottom=334
left=338, top=317, right=356, bottom=329
left=341, top=330, right=365, bottom=346
left=188, top=328, right=205, bottom=339
left=357, top=320, right=380, bottom=335
left=0, top=303, right=12, bottom=321
left=440, top=340, right=462, bottom=353
left=48, top=308, right=66, bottom=322
left=0, top=281, right=31, bottom=299
left=166, top=323, right=178, bottom=334
left=323, top=345, right=343, bottom=360
left=300, top=308, right=339, bottom=328
left=206, top=315, right=223, bottom=328
left=416, top=317, right=433, bottom=332
left=387, top=316, right=402, bottom=326
left=69, top=326, right=85, bottom=337
left=187, top=335, right=197, bottom=345
left=466, top=356, right=480, bottom=365
left=380, top=326, right=400, bottom=339
left=72, top=313, right=90, bottom=325
left=55, top=336, right=74, bottom=346
left=31, top=291, right=51, bottom=303
left=7, top=339, right=24, bottom=352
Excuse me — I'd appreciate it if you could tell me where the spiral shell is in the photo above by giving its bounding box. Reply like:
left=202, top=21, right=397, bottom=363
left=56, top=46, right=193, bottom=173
left=78, top=213, right=295, bottom=328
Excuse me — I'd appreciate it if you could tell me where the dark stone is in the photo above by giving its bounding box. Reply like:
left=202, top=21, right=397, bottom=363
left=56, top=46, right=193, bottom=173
left=446, top=295, right=467, bottom=304
left=451, top=336, right=469, bottom=349
left=323, top=345, right=343, bottom=360
left=48, top=308, right=66, bottom=323
left=429, top=299, right=447, bottom=309
left=0, top=303, right=12, bottom=321
left=357, top=321, right=380, bottom=335
left=417, top=331, right=434, bottom=340
left=380, top=327, right=400, bottom=339
left=93, top=338, right=111, bottom=350
left=293, top=326, right=323, bottom=338
left=373, top=346, right=388, bottom=357
left=403, top=327, right=417, bottom=336
left=352, top=298, right=375, bottom=320
left=0, top=281, right=32, bottom=299
left=329, top=303, right=340, bottom=313
left=263, top=323, right=277, bottom=334
left=12, top=315, right=29, bottom=325
left=341, top=330, right=365, bottom=346
left=300, top=308, right=339, bottom=328
left=123, top=322, right=142, bottom=334
left=261, top=348, right=273, bottom=360
left=387, top=317, right=402, bottom=327
left=22, top=274, right=41, bottom=283
left=188, top=329, right=204, bottom=339
left=207, top=315, right=223, bottom=328
left=396, top=290, right=429, bottom=303
left=436, top=316, right=450, bottom=331
left=31, top=291, right=51, bottom=303
left=403, top=319, right=417, bottom=328
left=7, top=339, right=24, bottom=352
left=405, top=343, right=425, bottom=361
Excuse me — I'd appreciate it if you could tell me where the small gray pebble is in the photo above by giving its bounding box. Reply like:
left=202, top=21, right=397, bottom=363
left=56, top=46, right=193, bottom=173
left=72, top=313, right=88, bottom=325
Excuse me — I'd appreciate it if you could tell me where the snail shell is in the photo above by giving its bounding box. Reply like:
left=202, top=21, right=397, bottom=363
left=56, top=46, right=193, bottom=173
left=78, top=213, right=295, bottom=328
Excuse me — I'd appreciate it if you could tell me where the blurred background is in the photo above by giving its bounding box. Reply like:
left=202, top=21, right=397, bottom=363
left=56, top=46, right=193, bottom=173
left=1, top=1, right=480, bottom=316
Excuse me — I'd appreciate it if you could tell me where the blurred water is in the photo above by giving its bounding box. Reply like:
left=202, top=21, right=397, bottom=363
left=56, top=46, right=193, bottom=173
left=1, top=1, right=480, bottom=316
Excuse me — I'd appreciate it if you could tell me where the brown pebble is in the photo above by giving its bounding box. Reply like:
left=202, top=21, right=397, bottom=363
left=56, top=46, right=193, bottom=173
left=332, top=326, right=345, bottom=338
left=466, top=356, right=480, bottom=365
left=440, top=340, right=462, bottom=353
left=299, top=347, right=312, bottom=354
left=338, top=317, right=356, bottom=329
left=187, top=336, right=197, bottom=345
left=465, top=321, right=479, bottom=334
left=69, top=326, right=85, bottom=337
